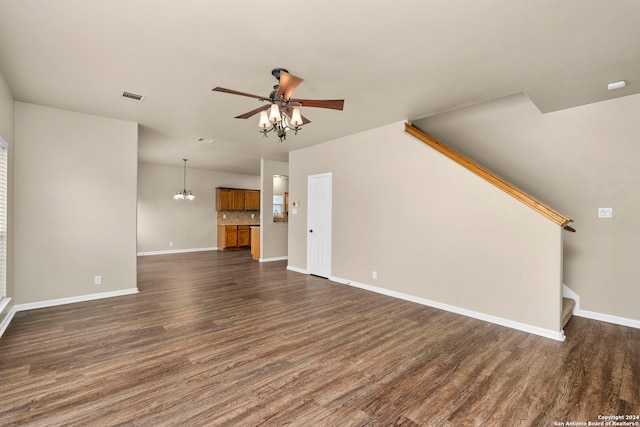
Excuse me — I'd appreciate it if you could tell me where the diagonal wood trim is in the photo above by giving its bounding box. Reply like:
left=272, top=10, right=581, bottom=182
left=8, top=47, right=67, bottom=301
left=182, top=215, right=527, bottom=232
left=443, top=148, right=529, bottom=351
left=405, top=123, right=572, bottom=227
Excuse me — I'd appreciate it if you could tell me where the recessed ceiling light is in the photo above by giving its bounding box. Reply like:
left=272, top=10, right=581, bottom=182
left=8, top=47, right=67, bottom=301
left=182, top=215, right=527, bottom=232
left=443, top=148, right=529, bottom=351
left=607, top=80, right=626, bottom=90
left=196, top=137, right=213, bottom=144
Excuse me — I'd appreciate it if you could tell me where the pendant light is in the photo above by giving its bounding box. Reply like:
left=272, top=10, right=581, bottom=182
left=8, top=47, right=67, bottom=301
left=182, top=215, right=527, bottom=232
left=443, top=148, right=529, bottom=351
left=173, top=159, right=195, bottom=200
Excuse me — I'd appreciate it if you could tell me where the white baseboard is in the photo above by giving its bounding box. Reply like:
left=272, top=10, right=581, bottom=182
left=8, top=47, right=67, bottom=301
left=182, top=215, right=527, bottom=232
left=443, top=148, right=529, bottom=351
left=329, top=275, right=349, bottom=284
left=137, top=247, right=217, bottom=256
left=0, top=304, right=16, bottom=338
left=14, top=288, right=139, bottom=312
left=259, top=256, right=288, bottom=263
left=286, top=265, right=308, bottom=274
left=574, top=309, right=640, bottom=329
left=331, top=276, right=566, bottom=341
left=562, top=284, right=639, bottom=329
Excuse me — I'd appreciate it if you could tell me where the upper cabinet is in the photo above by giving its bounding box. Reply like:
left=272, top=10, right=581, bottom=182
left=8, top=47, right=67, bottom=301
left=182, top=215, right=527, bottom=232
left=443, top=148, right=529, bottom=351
left=216, top=188, right=234, bottom=211
left=216, top=187, right=260, bottom=211
left=232, top=189, right=245, bottom=211
left=245, top=190, right=260, bottom=211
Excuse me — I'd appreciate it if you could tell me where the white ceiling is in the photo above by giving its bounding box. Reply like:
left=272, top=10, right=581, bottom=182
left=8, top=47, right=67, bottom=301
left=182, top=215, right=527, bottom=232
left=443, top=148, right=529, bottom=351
left=1, top=0, right=639, bottom=175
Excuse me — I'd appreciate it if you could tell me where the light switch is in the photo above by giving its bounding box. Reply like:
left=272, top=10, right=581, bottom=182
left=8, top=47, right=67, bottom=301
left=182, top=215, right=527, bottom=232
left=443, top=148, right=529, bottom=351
left=598, top=208, right=613, bottom=218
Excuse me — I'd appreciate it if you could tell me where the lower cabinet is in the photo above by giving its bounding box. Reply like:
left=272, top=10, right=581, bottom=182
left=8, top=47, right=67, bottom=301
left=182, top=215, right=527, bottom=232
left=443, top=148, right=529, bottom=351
left=251, top=227, right=260, bottom=260
left=218, top=225, right=251, bottom=250
left=237, top=225, right=250, bottom=247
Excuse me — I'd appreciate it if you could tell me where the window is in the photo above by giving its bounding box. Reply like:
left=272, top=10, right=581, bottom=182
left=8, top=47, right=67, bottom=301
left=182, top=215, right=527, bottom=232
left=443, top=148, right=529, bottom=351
left=272, top=195, right=284, bottom=219
left=0, top=137, right=7, bottom=299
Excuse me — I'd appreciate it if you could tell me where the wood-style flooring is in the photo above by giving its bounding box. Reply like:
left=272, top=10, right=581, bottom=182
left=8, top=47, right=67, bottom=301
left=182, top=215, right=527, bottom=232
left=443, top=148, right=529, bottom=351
left=0, top=250, right=638, bottom=426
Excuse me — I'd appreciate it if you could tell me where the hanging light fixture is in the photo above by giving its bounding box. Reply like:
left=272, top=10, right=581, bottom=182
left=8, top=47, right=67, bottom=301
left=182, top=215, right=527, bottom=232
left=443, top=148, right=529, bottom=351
left=213, top=68, right=345, bottom=143
left=173, top=159, right=195, bottom=200
left=258, top=103, right=303, bottom=142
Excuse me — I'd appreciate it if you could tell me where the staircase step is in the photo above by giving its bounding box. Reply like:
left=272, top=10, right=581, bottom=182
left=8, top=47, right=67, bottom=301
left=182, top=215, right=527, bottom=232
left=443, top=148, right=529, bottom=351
left=562, top=297, right=576, bottom=328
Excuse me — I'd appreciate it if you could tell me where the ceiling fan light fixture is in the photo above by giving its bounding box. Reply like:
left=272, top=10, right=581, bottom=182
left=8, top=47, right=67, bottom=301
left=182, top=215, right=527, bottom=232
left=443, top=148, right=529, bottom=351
left=268, top=104, right=282, bottom=122
left=258, top=110, right=270, bottom=129
left=290, top=108, right=303, bottom=126
left=213, top=68, right=344, bottom=142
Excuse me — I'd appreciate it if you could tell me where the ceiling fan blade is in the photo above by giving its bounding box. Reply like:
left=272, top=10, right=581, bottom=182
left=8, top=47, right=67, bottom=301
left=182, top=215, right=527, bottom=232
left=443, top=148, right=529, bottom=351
left=234, top=105, right=269, bottom=119
left=276, top=72, right=304, bottom=100
left=289, top=98, right=344, bottom=110
left=285, top=106, right=311, bottom=125
left=212, top=87, right=271, bottom=102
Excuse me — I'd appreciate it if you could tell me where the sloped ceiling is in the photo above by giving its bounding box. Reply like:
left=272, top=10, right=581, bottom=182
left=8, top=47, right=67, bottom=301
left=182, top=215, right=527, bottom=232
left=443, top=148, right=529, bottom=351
left=0, top=0, right=638, bottom=174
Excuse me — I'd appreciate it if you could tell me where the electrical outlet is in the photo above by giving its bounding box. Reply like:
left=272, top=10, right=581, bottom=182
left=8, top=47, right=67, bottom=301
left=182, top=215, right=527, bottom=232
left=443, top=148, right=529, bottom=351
left=251, top=213, right=255, bottom=219
left=372, top=271, right=377, bottom=280
left=223, top=214, right=226, bottom=219
left=94, top=275, right=102, bottom=285
left=169, top=241, right=174, bottom=247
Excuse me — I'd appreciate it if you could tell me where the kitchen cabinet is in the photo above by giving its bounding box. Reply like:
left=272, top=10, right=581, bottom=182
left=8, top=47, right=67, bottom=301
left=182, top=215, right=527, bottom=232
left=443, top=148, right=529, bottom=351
left=251, top=227, right=260, bottom=260
left=216, top=188, right=234, bottom=211
left=232, top=190, right=245, bottom=211
left=245, top=190, right=260, bottom=211
left=237, top=225, right=250, bottom=247
left=218, top=225, right=251, bottom=250
left=216, top=187, right=260, bottom=211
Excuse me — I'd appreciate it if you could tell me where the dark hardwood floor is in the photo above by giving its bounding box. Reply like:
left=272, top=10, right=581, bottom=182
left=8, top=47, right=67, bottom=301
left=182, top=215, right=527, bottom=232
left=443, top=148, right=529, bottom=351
left=0, top=250, right=638, bottom=426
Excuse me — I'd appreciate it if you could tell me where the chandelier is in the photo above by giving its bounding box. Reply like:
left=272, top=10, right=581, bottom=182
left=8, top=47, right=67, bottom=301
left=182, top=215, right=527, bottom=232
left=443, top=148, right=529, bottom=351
left=257, top=102, right=303, bottom=142
left=173, top=159, right=195, bottom=200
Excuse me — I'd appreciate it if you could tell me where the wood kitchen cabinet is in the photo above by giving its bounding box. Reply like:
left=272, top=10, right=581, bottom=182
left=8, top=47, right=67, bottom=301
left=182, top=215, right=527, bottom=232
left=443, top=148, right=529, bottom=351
left=232, top=189, right=245, bottom=211
left=237, top=225, right=250, bottom=247
left=251, top=226, right=260, bottom=260
left=216, top=188, right=234, bottom=211
left=244, top=190, right=260, bottom=211
left=216, top=187, right=260, bottom=211
left=218, top=225, right=251, bottom=250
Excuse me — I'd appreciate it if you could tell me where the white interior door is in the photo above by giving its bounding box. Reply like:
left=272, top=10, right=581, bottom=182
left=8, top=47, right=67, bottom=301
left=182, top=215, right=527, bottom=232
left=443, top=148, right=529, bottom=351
left=307, top=173, right=332, bottom=278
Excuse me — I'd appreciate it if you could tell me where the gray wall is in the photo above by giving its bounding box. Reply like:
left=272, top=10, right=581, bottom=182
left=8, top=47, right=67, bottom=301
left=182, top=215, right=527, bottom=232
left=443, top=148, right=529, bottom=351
left=137, top=162, right=259, bottom=253
left=289, top=121, right=563, bottom=333
left=13, top=102, right=138, bottom=304
left=414, top=92, right=640, bottom=322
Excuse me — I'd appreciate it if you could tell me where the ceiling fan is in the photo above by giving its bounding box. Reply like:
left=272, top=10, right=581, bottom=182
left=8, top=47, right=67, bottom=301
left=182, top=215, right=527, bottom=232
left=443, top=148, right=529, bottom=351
left=212, top=68, right=344, bottom=141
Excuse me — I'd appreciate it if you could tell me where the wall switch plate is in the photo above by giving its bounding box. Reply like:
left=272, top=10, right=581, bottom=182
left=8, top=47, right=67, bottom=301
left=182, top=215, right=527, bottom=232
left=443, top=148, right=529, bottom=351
left=291, top=208, right=297, bottom=215
left=94, top=275, right=102, bottom=285
left=251, top=213, right=255, bottom=219
left=598, top=208, right=613, bottom=218
left=223, top=214, right=226, bottom=219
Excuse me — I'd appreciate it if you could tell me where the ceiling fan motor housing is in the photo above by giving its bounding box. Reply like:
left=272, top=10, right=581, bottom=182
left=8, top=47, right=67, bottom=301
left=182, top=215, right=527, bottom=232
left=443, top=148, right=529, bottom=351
left=271, top=68, right=289, bottom=80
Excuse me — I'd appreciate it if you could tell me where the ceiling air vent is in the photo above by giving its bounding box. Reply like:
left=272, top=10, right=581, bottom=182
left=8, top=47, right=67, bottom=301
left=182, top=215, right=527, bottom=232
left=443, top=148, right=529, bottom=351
left=121, top=91, right=145, bottom=102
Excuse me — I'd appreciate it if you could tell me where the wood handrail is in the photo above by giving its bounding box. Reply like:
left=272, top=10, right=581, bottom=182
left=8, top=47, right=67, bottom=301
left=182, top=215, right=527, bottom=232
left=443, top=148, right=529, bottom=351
left=405, top=123, right=573, bottom=227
